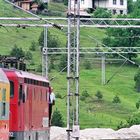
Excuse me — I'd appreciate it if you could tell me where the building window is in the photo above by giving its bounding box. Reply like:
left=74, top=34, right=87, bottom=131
left=113, top=0, right=116, bottom=5
left=120, top=0, right=124, bottom=5
left=120, top=10, right=123, bottom=14
left=113, top=9, right=117, bottom=15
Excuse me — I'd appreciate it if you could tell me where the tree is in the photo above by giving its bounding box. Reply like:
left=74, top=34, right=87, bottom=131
left=10, top=45, right=25, bottom=59
left=127, top=0, right=134, bottom=14
left=63, top=0, right=68, bottom=6
left=103, top=4, right=140, bottom=60
left=92, top=8, right=112, bottom=18
left=134, top=70, right=140, bottom=92
left=95, top=90, right=103, bottom=100
left=130, top=0, right=140, bottom=18
left=34, top=0, right=48, bottom=11
left=51, top=108, right=64, bottom=127
left=29, top=41, right=37, bottom=51
left=38, top=30, right=60, bottom=50
left=112, top=95, right=121, bottom=104
left=103, top=27, right=139, bottom=60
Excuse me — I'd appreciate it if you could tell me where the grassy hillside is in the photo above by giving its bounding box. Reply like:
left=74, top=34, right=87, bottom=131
left=1, top=0, right=140, bottom=129
left=0, top=0, right=30, bottom=16
left=51, top=64, right=140, bottom=129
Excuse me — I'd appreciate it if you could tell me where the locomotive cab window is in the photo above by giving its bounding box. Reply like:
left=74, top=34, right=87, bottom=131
left=2, top=88, right=6, bottom=101
left=1, top=103, right=6, bottom=117
left=19, top=84, right=23, bottom=100
left=10, top=81, right=14, bottom=98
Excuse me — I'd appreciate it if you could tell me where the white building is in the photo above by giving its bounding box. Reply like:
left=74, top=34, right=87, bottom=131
left=71, top=0, right=127, bottom=15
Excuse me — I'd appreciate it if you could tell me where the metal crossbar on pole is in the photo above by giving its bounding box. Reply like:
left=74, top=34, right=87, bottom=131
left=2, top=23, right=140, bottom=28
left=40, top=47, right=140, bottom=54
left=1, top=18, right=140, bottom=28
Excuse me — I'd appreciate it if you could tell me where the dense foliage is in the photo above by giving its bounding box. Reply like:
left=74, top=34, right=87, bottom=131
left=51, top=108, right=64, bottom=127
left=117, top=112, right=140, bottom=129
left=102, top=0, right=140, bottom=60
left=38, top=30, right=60, bottom=50
left=10, top=45, right=25, bottom=59
left=95, top=90, right=103, bottom=100
left=92, top=8, right=112, bottom=18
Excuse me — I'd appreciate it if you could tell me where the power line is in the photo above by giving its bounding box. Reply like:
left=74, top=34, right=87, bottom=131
left=105, top=60, right=127, bottom=84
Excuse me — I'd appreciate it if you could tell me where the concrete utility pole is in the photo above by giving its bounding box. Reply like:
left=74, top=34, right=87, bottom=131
left=42, top=26, right=48, bottom=77
left=67, top=0, right=72, bottom=138
left=101, top=54, right=106, bottom=85
left=75, top=0, right=80, bottom=138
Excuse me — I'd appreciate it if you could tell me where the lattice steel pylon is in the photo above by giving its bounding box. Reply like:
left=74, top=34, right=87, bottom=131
left=66, top=0, right=80, bottom=139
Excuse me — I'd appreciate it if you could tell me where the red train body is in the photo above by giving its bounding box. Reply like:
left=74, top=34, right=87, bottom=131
left=3, top=69, right=50, bottom=140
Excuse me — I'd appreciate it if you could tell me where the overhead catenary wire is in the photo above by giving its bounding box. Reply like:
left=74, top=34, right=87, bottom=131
left=105, top=59, right=127, bottom=84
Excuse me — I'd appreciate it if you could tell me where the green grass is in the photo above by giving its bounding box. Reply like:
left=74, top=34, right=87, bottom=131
left=0, top=0, right=31, bottom=17
left=52, top=64, right=140, bottom=129
left=48, top=2, right=67, bottom=13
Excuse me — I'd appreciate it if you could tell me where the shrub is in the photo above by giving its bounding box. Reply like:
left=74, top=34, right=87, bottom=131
left=117, top=112, right=140, bottom=129
left=95, top=90, right=103, bottom=100
left=117, top=121, right=128, bottom=129
left=55, top=93, right=62, bottom=99
left=80, top=90, right=90, bottom=101
left=92, top=8, right=112, bottom=18
left=51, top=108, right=64, bottom=127
left=136, top=99, right=140, bottom=109
left=112, top=95, right=121, bottom=104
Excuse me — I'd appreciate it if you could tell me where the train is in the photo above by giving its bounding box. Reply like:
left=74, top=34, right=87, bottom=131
left=0, top=68, right=50, bottom=140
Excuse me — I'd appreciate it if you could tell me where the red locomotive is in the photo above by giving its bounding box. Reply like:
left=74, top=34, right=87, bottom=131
left=3, top=68, right=50, bottom=140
